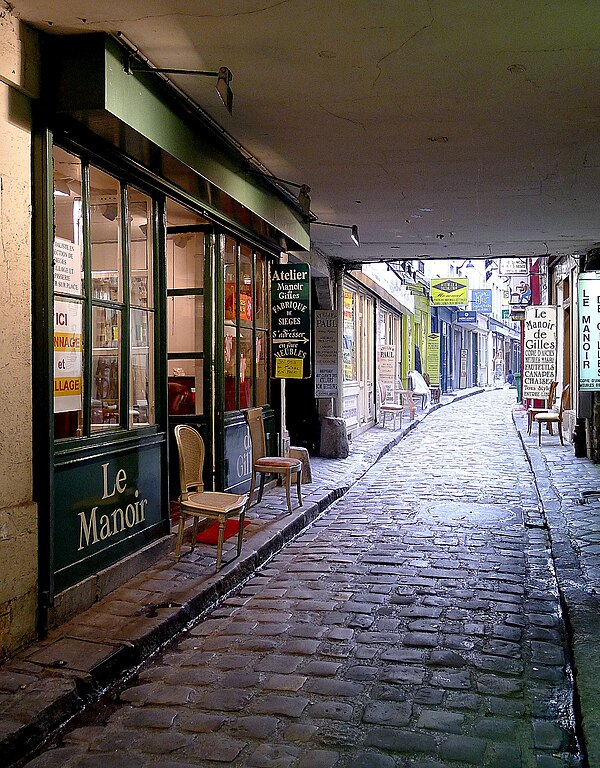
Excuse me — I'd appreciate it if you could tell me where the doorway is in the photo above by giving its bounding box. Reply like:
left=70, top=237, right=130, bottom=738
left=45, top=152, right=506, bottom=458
left=166, top=201, right=215, bottom=503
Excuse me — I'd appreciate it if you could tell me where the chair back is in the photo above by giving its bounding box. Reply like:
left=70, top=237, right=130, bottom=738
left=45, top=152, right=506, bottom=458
left=174, top=424, right=205, bottom=499
left=558, top=384, right=570, bottom=416
left=546, top=380, right=558, bottom=409
left=245, top=407, right=267, bottom=462
left=378, top=381, right=388, bottom=404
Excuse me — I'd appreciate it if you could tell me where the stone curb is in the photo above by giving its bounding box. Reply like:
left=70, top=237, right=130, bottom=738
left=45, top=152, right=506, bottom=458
left=2, top=387, right=484, bottom=767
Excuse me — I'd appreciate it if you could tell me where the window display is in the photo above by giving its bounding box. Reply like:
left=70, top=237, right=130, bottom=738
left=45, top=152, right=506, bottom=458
left=53, top=147, right=157, bottom=439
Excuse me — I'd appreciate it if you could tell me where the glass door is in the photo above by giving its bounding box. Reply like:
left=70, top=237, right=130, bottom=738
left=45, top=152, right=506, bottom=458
left=166, top=200, right=215, bottom=496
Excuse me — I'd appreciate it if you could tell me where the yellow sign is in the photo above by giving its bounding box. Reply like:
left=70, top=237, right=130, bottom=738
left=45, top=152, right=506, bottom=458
left=426, top=333, right=440, bottom=384
left=431, top=278, right=468, bottom=306
left=275, top=358, right=304, bottom=379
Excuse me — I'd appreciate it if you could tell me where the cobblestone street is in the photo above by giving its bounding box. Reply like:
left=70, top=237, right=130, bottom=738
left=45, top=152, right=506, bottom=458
left=22, top=390, right=583, bottom=768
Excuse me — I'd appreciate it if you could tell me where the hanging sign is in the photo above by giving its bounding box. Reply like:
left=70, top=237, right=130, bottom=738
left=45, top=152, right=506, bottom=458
left=523, top=305, right=557, bottom=399
left=426, top=333, right=440, bottom=385
left=271, top=263, right=311, bottom=379
left=471, top=289, right=492, bottom=314
left=499, top=257, right=528, bottom=276
left=314, top=310, right=338, bottom=397
left=430, top=278, right=468, bottom=306
left=54, top=300, right=83, bottom=413
left=509, top=276, right=532, bottom=305
left=457, top=311, right=476, bottom=323
left=578, top=273, right=600, bottom=391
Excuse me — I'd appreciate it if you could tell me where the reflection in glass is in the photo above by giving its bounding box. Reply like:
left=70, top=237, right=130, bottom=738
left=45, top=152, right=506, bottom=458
left=91, top=306, right=121, bottom=430
left=256, top=330, right=268, bottom=406
left=224, top=323, right=237, bottom=412
left=168, top=296, right=204, bottom=354
left=131, top=309, right=154, bottom=427
left=239, top=244, right=253, bottom=327
left=129, top=188, right=153, bottom=308
left=90, top=166, right=122, bottom=302
left=224, top=236, right=237, bottom=322
left=239, top=327, right=253, bottom=408
left=255, top=254, right=267, bottom=327
left=53, top=147, right=84, bottom=298
left=167, top=232, right=205, bottom=290
left=168, top=360, right=203, bottom=416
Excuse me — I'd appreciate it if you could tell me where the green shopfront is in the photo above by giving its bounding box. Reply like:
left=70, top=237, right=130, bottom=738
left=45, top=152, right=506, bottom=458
left=34, top=33, right=309, bottom=629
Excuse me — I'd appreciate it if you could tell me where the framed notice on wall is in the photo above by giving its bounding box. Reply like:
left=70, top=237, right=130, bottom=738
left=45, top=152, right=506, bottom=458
left=271, top=263, right=311, bottom=379
left=523, top=305, right=557, bottom=399
left=314, top=310, right=338, bottom=397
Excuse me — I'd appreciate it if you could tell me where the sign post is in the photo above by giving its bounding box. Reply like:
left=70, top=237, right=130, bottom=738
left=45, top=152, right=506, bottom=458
left=271, top=264, right=311, bottom=379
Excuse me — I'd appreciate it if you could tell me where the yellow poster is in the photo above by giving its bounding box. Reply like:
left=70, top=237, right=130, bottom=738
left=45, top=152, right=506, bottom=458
left=426, top=333, right=440, bottom=384
left=275, top=358, right=304, bottom=379
left=431, top=278, right=468, bottom=306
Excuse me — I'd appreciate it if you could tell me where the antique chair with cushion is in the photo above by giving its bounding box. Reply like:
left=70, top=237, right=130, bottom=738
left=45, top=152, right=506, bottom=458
left=245, top=407, right=303, bottom=514
left=534, top=384, right=570, bottom=446
left=378, top=381, right=404, bottom=429
left=174, top=424, right=249, bottom=570
left=527, top=380, right=558, bottom=435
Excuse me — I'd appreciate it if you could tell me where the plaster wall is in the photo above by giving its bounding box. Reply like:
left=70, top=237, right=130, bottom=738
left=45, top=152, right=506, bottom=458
left=0, top=9, right=39, bottom=657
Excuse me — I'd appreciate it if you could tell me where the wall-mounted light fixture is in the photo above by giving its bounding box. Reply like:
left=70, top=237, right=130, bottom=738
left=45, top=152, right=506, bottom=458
left=125, top=56, right=234, bottom=114
left=456, top=259, right=476, bottom=271
left=248, top=172, right=311, bottom=217
left=311, top=221, right=360, bottom=247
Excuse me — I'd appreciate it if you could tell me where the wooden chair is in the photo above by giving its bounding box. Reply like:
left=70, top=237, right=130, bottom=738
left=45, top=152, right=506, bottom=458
left=379, top=381, right=404, bottom=429
left=423, top=372, right=441, bottom=404
left=527, top=380, right=558, bottom=435
left=534, top=384, right=570, bottom=446
left=174, top=424, right=248, bottom=570
left=245, top=407, right=302, bottom=514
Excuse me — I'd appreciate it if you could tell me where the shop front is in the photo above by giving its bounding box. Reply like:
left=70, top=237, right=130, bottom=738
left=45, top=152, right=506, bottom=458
left=35, top=33, right=309, bottom=630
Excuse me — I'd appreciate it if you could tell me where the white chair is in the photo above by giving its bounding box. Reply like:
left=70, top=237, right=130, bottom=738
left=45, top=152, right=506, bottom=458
left=379, top=381, right=404, bottom=429
left=174, top=425, right=248, bottom=570
left=534, top=385, right=570, bottom=447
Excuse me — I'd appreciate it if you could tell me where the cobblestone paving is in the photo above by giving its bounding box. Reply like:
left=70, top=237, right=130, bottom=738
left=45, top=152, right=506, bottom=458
left=24, top=391, right=583, bottom=767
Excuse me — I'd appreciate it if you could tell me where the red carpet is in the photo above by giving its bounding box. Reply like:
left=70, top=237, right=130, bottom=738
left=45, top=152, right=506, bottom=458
left=196, top=519, right=249, bottom=544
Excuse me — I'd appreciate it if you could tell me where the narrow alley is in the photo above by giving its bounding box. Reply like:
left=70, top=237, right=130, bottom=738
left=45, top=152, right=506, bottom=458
left=22, top=390, right=583, bottom=768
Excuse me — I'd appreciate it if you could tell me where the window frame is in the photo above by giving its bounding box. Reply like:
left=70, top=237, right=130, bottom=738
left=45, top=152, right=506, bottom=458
left=52, top=145, right=162, bottom=449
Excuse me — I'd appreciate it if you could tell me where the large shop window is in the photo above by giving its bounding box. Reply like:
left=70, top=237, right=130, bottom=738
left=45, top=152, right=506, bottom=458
left=53, top=147, right=156, bottom=439
left=224, top=236, right=268, bottom=411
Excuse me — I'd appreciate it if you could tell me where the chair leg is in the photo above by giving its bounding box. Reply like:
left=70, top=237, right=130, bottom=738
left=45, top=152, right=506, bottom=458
left=258, top=472, right=266, bottom=502
left=175, top=513, right=186, bottom=562
left=190, top=516, right=200, bottom=553
left=558, top=421, right=564, bottom=445
left=538, top=421, right=542, bottom=446
left=296, top=469, right=302, bottom=507
left=215, top=519, right=226, bottom=571
left=527, top=413, right=532, bottom=435
left=236, top=510, right=245, bottom=557
left=284, top=469, right=293, bottom=514
left=248, top=470, right=256, bottom=507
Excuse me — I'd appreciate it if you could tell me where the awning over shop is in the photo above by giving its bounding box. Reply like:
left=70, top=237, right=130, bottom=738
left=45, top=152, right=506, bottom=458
left=46, top=33, right=310, bottom=251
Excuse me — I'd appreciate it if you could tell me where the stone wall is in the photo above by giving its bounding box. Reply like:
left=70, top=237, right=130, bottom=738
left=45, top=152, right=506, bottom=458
left=0, top=8, right=40, bottom=657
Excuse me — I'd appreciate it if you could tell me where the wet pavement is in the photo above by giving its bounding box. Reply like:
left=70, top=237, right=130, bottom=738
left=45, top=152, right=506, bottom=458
left=7, top=387, right=599, bottom=767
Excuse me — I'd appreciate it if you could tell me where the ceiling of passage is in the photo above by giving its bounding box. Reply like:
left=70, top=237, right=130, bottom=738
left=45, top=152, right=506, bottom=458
left=12, top=0, right=600, bottom=263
